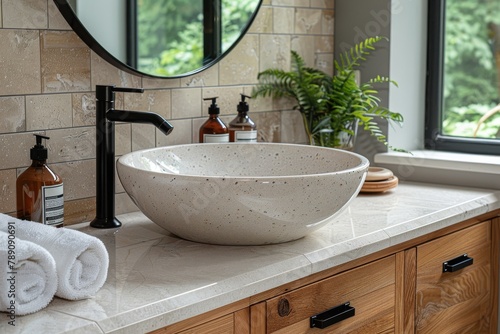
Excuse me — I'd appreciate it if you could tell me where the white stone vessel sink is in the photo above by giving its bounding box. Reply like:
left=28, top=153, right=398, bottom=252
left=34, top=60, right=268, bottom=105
left=117, top=143, right=369, bottom=245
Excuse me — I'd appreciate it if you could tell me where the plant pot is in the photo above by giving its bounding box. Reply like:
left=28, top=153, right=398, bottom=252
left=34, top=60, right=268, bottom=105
left=334, top=120, right=358, bottom=151
left=315, top=120, right=358, bottom=151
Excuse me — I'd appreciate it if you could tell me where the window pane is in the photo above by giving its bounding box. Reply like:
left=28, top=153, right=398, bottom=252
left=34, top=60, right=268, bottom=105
left=137, top=0, right=203, bottom=76
left=442, top=0, right=500, bottom=139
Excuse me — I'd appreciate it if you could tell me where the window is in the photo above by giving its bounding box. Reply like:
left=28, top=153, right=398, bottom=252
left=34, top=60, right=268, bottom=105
left=129, top=0, right=258, bottom=76
left=425, top=0, right=500, bottom=155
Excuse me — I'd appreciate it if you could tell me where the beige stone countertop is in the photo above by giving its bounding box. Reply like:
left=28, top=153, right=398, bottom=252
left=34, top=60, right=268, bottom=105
left=3, top=181, right=500, bottom=333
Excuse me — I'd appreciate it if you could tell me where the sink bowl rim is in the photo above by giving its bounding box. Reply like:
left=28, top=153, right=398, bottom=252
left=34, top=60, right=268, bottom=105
left=117, top=142, right=370, bottom=180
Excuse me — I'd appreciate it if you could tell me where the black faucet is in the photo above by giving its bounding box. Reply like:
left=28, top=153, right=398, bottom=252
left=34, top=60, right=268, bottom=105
left=90, top=85, right=174, bottom=229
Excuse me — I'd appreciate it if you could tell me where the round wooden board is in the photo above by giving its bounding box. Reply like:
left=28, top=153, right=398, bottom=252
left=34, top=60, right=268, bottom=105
left=365, top=167, right=394, bottom=181
left=360, top=176, right=399, bottom=193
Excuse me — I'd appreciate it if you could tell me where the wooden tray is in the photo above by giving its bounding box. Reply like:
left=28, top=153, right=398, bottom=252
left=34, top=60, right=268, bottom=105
left=360, top=176, right=399, bottom=193
left=365, top=167, right=393, bottom=181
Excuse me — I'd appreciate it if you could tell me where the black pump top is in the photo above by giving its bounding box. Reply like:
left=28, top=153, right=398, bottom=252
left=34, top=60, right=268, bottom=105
left=203, top=97, right=220, bottom=115
left=238, top=94, right=251, bottom=113
left=31, top=134, right=49, bottom=161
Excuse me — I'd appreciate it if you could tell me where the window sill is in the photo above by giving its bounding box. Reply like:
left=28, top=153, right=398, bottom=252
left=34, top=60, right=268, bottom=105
left=374, top=150, right=500, bottom=189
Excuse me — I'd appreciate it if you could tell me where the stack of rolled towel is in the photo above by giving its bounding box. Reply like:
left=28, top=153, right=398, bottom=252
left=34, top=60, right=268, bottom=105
left=0, top=213, right=109, bottom=316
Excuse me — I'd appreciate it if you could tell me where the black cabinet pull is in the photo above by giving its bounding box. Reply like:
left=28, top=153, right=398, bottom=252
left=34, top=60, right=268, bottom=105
left=442, top=253, right=473, bottom=273
left=310, top=302, right=355, bottom=329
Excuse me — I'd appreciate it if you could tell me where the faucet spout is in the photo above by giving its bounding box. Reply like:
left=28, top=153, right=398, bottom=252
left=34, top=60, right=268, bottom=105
left=90, top=85, right=174, bottom=229
left=107, top=110, right=174, bottom=136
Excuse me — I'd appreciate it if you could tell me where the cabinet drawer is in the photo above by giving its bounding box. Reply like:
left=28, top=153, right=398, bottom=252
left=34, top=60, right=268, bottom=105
left=266, top=255, right=396, bottom=333
left=175, top=314, right=233, bottom=334
left=415, top=221, right=492, bottom=333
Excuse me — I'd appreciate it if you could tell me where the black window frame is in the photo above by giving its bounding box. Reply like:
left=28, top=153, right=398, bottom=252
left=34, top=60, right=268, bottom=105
left=425, top=0, right=500, bottom=155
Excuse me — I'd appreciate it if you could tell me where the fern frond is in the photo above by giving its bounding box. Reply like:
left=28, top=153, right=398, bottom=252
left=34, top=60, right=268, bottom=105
left=369, top=75, right=399, bottom=87
left=365, top=107, right=404, bottom=124
left=334, top=36, right=387, bottom=72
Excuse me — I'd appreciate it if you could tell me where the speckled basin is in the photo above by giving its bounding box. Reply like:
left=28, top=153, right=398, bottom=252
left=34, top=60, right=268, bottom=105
left=117, top=143, right=369, bottom=245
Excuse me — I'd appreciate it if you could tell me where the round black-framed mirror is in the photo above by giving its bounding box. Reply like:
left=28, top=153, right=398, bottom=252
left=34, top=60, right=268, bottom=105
left=53, top=0, right=262, bottom=78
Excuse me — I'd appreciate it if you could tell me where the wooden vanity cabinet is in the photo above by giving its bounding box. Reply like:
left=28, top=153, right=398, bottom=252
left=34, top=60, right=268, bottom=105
left=151, top=216, right=499, bottom=334
left=252, top=218, right=498, bottom=334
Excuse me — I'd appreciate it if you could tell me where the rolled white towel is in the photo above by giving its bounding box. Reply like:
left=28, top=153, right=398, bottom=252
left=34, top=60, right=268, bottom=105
left=0, top=229, right=58, bottom=315
left=0, top=214, right=109, bottom=300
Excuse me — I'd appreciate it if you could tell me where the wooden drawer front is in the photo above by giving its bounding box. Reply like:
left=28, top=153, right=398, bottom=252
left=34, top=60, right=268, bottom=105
left=266, top=255, right=396, bottom=333
left=151, top=308, right=250, bottom=334
left=415, top=221, right=492, bottom=333
left=175, top=314, right=234, bottom=334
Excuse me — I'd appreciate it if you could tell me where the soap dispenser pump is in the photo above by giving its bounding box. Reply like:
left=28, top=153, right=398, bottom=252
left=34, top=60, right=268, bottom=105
left=199, top=97, right=229, bottom=143
left=229, top=94, right=257, bottom=142
left=16, top=134, right=64, bottom=227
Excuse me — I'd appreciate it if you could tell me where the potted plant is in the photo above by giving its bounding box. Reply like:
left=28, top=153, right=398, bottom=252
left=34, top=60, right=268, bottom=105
left=252, top=36, right=404, bottom=151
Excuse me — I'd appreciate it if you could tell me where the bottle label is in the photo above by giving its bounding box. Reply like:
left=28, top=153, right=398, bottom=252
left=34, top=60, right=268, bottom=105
left=203, top=133, right=229, bottom=143
left=235, top=130, right=257, bottom=142
left=42, top=184, right=64, bottom=226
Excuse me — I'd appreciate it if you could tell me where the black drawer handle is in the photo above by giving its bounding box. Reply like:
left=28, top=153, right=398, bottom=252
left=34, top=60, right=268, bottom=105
left=443, top=253, right=473, bottom=273
left=310, top=302, right=355, bottom=329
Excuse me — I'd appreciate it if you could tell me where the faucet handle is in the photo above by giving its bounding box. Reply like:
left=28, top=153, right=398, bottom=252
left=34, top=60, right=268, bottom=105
left=96, top=85, right=144, bottom=102
left=112, top=87, right=144, bottom=94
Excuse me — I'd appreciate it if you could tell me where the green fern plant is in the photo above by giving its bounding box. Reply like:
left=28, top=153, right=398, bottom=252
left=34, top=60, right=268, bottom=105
left=252, top=36, right=404, bottom=151
left=252, top=51, right=329, bottom=145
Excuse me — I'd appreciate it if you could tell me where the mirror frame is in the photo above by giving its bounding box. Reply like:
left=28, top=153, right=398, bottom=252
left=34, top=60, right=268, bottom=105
left=53, top=0, right=263, bottom=78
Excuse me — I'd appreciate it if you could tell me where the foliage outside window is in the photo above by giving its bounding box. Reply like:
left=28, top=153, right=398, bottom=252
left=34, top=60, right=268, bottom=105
left=426, top=0, right=500, bottom=154
left=136, top=0, right=256, bottom=76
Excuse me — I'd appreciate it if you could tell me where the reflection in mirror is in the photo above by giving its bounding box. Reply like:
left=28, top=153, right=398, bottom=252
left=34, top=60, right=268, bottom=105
left=56, top=0, right=262, bottom=78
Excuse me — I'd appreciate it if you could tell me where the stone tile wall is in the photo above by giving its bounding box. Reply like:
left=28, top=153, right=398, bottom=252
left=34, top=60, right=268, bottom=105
left=0, top=0, right=334, bottom=225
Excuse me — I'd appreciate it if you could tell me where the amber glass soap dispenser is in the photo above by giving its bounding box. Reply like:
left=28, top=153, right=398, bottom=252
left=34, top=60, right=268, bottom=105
left=199, top=97, right=229, bottom=143
left=229, top=94, right=257, bottom=142
left=16, top=134, right=64, bottom=227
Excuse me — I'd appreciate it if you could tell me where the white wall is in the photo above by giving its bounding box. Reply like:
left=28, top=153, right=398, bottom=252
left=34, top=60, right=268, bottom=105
left=76, top=0, right=126, bottom=62
left=389, top=0, right=428, bottom=151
